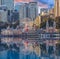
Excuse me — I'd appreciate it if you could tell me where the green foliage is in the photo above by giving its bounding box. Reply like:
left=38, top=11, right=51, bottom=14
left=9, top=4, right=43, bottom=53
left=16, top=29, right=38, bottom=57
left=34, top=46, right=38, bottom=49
left=40, top=16, right=54, bottom=29
left=55, top=17, right=60, bottom=29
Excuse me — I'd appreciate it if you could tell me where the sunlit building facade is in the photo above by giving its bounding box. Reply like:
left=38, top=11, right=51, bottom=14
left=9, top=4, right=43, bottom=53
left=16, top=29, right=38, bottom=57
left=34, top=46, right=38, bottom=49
left=49, top=0, right=60, bottom=17
left=54, top=0, right=60, bottom=17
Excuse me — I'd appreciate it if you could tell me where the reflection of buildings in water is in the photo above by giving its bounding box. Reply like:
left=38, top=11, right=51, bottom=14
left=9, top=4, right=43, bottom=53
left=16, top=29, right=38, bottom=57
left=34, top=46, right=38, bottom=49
left=1, top=38, right=13, bottom=43
left=13, top=38, right=22, bottom=44
left=1, top=29, right=22, bottom=43
left=0, top=20, right=59, bottom=56
left=1, top=29, right=13, bottom=43
left=13, top=29, right=22, bottom=35
left=1, top=29, right=13, bottom=35
left=44, top=19, right=59, bottom=53
left=34, top=45, right=41, bottom=56
left=23, top=40, right=41, bottom=56
left=12, top=29, right=23, bottom=43
left=1, top=28, right=22, bottom=35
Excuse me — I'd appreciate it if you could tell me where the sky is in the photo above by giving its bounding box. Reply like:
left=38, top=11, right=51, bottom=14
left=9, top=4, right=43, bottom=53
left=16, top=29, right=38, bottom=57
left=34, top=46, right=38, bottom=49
left=15, top=0, right=34, bottom=2
left=15, top=0, right=54, bottom=8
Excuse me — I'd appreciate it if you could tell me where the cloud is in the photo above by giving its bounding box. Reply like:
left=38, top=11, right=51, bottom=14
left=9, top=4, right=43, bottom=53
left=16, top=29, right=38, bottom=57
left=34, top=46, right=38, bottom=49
left=15, top=0, right=34, bottom=2
left=38, top=0, right=54, bottom=9
left=38, top=0, right=54, bottom=6
left=15, top=0, right=54, bottom=9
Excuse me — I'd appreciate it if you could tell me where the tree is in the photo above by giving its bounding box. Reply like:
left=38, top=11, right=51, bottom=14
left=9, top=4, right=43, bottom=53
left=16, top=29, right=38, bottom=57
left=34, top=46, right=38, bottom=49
left=40, top=15, right=48, bottom=29
left=40, top=15, right=54, bottom=29
left=55, top=16, right=60, bottom=30
left=34, top=16, right=41, bottom=28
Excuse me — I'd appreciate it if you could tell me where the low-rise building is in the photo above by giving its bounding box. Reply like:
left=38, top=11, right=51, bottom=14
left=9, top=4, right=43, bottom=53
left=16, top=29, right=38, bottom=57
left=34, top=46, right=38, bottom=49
left=0, top=10, right=7, bottom=23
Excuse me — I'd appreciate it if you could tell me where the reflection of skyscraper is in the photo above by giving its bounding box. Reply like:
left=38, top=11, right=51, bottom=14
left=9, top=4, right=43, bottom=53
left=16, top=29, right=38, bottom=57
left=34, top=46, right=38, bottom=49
left=29, top=2, right=38, bottom=21
left=1, top=0, right=14, bottom=10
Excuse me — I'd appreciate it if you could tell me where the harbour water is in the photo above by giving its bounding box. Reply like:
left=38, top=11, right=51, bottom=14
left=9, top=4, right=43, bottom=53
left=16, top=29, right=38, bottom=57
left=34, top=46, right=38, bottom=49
left=0, top=40, right=60, bottom=59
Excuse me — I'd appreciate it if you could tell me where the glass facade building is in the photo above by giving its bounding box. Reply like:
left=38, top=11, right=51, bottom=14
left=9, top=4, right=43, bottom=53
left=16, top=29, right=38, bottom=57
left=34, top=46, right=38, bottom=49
left=28, top=2, right=38, bottom=21
left=0, top=0, right=14, bottom=10
left=19, top=2, right=38, bottom=25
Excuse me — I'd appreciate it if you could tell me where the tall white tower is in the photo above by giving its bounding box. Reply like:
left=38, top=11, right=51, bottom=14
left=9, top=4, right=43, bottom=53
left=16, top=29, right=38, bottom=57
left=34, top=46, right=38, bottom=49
left=54, top=0, right=60, bottom=17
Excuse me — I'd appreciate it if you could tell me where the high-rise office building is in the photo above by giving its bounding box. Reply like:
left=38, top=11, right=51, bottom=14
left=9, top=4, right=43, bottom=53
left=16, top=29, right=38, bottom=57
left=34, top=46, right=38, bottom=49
left=49, top=0, right=60, bottom=17
left=1, top=0, right=14, bottom=10
left=54, top=0, right=60, bottom=17
left=19, top=3, right=26, bottom=20
left=19, top=3, right=29, bottom=24
left=19, top=2, right=38, bottom=25
left=29, top=2, right=38, bottom=21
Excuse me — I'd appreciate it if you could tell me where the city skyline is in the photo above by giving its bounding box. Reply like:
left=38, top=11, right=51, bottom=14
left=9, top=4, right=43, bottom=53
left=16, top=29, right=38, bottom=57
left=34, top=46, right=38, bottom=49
left=15, top=0, right=54, bottom=9
left=0, top=0, right=60, bottom=59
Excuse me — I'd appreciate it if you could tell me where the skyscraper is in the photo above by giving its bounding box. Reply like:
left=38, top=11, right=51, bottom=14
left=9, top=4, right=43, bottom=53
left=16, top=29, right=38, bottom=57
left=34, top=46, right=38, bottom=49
left=19, top=2, right=38, bottom=25
left=19, top=3, right=27, bottom=20
left=16, top=2, right=29, bottom=19
left=1, top=0, right=14, bottom=10
left=29, top=2, right=38, bottom=21
left=54, top=0, right=60, bottom=17
left=49, top=0, right=60, bottom=17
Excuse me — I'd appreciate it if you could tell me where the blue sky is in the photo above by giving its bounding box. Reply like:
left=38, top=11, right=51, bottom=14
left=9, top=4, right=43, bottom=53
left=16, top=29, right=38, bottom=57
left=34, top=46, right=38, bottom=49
left=15, top=0, right=54, bottom=8
left=38, top=0, right=54, bottom=9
